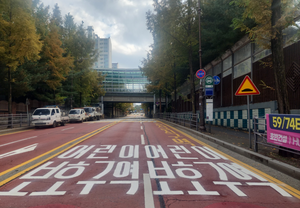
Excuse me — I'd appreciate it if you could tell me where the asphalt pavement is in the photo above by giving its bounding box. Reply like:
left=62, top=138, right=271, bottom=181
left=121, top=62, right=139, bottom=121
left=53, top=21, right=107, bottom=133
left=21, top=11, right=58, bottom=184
left=1, top=118, right=299, bottom=182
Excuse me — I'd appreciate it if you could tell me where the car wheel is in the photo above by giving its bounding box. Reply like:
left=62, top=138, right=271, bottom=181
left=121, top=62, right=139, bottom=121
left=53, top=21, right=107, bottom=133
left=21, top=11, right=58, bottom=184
left=52, top=121, right=56, bottom=128
left=81, top=118, right=83, bottom=123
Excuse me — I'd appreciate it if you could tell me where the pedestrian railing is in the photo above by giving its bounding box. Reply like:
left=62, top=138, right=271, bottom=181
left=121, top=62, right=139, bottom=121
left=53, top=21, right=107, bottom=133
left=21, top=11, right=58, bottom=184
left=253, top=117, right=300, bottom=156
left=155, top=113, right=199, bottom=131
left=0, top=114, right=32, bottom=130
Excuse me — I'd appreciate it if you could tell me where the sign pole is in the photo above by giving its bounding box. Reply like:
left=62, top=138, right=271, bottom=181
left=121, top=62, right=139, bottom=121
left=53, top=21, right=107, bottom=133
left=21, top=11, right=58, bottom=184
left=247, top=95, right=251, bottom=149
left=235, top=75, right=260, bottom=149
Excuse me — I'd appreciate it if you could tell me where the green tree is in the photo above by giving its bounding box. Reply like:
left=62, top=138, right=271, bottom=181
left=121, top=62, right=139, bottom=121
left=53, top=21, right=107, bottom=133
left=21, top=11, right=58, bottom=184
left=63, top=21, right=102, bottom=107
left=231, top=0, right=297, bottom=114
left=143, top=0, right=196, bottom=112
left=201, top=0, right=249, bottom=65
left=0, top=0, right=42, bottom=113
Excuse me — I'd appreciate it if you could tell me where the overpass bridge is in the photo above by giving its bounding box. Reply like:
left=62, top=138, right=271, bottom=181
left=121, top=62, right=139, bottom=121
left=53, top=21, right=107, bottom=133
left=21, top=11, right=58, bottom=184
left=96, top=68, right=165, bottom=117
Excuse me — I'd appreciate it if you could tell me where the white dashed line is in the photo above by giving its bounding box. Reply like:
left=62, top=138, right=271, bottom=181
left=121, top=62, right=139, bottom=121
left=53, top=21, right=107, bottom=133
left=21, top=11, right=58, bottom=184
left=141, top=135, right=145, bottom=145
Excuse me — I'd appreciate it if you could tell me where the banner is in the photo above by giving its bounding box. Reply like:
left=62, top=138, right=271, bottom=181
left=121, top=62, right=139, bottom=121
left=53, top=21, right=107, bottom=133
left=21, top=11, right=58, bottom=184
left=266, top=114, right=300, bottom=151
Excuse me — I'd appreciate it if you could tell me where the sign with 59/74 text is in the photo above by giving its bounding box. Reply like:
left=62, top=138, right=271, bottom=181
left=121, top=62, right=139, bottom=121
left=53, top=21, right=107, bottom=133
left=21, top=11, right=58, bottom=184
left=266, top=114, right=300, bottom=151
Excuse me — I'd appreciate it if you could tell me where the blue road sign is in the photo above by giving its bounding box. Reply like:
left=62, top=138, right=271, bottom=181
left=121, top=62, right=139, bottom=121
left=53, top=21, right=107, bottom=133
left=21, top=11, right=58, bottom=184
left=205, top=88, right=214, bottom=96
left=196, top=69, right=206, bottom=79
left=213, top=75, right=220, bottom=85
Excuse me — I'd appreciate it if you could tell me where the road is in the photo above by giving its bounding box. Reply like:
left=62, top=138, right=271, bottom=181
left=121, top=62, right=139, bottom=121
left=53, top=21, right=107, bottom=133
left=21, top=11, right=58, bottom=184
left=0, top=115, right=299, bottom=208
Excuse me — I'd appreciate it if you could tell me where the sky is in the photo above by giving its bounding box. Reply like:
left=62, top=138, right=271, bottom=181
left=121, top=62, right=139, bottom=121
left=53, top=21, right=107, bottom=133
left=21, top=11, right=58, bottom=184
left=39, top=0, right=154, bottom=68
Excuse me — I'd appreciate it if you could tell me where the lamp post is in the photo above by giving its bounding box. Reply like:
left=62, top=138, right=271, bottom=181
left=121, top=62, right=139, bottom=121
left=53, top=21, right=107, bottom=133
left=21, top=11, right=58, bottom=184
left=198, top=0, right=206, bottom=131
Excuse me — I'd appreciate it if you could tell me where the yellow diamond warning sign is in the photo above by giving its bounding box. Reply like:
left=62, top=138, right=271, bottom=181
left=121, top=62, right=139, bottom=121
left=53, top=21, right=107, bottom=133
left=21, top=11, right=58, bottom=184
left=235, top=75, right=260, bottom=96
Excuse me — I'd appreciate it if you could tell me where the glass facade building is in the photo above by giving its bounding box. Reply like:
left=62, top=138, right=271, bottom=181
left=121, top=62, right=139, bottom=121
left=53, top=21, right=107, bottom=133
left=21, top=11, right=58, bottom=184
left=96, top=68, right=149, bottom=93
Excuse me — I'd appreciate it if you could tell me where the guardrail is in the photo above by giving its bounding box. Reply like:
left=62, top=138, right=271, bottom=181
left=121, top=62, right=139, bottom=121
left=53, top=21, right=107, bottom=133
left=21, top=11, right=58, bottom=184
left=0, top=114, right=32, bottom=130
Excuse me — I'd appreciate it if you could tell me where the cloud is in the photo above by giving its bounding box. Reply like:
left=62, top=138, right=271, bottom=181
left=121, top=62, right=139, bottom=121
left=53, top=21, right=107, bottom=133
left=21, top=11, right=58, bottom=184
left=39, top=0, right=153, bottom=68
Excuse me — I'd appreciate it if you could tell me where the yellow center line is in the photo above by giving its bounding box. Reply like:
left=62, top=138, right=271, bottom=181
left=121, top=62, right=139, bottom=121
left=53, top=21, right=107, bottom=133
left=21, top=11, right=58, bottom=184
left=0, top=121, right=120, bottom=187
left=0, top=129, right=33, bottom=137
left=157, top=121, right=300, bottom=199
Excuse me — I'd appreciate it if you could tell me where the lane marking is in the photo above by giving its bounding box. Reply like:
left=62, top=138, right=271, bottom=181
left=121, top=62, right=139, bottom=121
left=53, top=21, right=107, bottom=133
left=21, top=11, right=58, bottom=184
left=61, top=127, right=74, bottom=131
left=141, top=135, right=145, bottom=145
left=141, top=126, right=143, bottom=130
left=0, top=129, right=33, bottom=137
left=0, top=121, right=121, bottom=186
left=156, top=121, right=300, bottom=199
left=143, top=173, right=155, bottom=208
left=0, top=136, right=37, bottom=147
left=0, top=144, right=38, bottom=159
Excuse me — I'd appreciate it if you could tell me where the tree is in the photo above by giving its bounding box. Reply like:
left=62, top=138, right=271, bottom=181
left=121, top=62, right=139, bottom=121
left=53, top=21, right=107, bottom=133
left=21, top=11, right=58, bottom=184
left=43, top=19, right=73, bottom=104
left=0, top=0, right=42, bottom=113
left=62, top=20, right=102, bottom=107
left=231, top=0, right=297, bottom=114
left=143, top=0, right=198, bottom=113
left=201, top=0, right=249, bottom=65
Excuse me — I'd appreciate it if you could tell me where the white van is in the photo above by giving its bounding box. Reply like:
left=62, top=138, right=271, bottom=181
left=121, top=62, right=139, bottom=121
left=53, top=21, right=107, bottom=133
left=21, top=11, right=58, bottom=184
left=69, top=109, right=86, bottom=123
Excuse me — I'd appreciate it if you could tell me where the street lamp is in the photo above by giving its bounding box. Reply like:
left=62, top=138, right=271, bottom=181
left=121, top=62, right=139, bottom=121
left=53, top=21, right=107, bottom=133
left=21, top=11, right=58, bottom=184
left=198, top=0, right=206, bottom=131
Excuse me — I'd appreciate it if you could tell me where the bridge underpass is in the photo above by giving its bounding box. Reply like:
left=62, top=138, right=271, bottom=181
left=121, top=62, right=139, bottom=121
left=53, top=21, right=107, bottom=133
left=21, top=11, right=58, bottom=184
left=96, top=68, right=166, bottom=117
left=102, top=93, right=166, bottom=118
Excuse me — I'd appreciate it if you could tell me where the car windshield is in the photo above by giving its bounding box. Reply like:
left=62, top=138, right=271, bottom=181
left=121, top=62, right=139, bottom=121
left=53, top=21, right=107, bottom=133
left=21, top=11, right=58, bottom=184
left=33, top=109, right=50, bottom=116
left=69, top=110, right=80, bottom=114
left=84, top=108, right=92, bottom=113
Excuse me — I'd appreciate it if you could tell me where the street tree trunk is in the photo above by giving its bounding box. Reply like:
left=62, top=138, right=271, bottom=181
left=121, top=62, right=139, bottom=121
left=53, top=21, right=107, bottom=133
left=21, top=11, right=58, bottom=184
left=271, top=0, right=290, bottom=114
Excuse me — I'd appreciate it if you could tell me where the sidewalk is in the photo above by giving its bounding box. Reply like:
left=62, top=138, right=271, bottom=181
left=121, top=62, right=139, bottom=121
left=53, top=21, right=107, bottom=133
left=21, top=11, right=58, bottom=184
left=158, top=119, right=300, bottom=180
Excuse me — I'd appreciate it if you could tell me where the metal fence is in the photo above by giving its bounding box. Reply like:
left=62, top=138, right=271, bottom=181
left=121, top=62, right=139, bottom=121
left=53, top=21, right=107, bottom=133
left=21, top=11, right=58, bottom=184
left=253, top=117, right=299, bottom=156
left=0, top=114, right=32, bottom=130
left=155, top=113, right=200, bottom=130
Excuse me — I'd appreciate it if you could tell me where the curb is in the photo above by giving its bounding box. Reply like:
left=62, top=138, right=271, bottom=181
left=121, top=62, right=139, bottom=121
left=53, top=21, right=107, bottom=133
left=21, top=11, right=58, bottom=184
left=158, top=119, right=300, bottom=180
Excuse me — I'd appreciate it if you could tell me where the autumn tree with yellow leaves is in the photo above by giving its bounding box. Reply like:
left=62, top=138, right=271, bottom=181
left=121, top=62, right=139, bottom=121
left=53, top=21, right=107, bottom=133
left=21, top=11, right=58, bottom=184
left=0, top=0, right=42, bottom=113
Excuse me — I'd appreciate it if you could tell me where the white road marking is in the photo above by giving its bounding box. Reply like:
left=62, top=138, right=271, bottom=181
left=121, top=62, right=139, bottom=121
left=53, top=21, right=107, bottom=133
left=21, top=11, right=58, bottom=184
left=0, top=136, right=37, bottom=147
left=141, top=135, right=145, bottom=145
left=141, top=126, right=143, bottom=130
left=143, top=174, right=155, bottom=208
left=61, top=127, right=74, bottom=131
left=0, top=144, right=38, bottom=159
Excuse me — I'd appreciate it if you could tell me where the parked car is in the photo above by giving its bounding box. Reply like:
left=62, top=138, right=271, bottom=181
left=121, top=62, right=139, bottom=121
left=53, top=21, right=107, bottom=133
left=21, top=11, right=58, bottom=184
left=68, top=109, right=86, bottom=123
left=32, top=106, right=69, bottom=128
left=84, top=106, right=102, bottom=121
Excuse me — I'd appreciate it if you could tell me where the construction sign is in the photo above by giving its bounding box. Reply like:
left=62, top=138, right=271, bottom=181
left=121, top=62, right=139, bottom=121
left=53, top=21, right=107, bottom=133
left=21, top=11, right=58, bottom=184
left=235, top=75, right=260, bottom=96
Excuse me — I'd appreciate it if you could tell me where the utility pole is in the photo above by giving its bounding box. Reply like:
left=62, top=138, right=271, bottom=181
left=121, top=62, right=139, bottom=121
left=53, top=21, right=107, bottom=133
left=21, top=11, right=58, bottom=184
left=198, top=0, right=206, bottom=131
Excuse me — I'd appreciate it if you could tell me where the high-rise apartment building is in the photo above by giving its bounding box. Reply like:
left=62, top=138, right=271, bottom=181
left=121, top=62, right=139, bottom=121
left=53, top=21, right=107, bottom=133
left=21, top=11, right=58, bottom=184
left=87, top=26, right=112, bottom=69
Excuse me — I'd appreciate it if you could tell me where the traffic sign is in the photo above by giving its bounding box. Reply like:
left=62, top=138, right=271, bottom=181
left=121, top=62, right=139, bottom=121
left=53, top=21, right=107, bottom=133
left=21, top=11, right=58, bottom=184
left=205, top=75, right=213, bottom=85
left=196, top=69, right=206, bottom=79
left=235, top=75, right=260, bottom=96
left=213, top=75, right=220, bottom=85
left=205, top=88, right=214, bottom=96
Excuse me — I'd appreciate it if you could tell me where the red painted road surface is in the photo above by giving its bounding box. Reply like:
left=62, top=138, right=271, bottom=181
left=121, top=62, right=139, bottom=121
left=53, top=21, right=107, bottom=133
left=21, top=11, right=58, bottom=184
left=0, top=120, right=299, bottom=208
